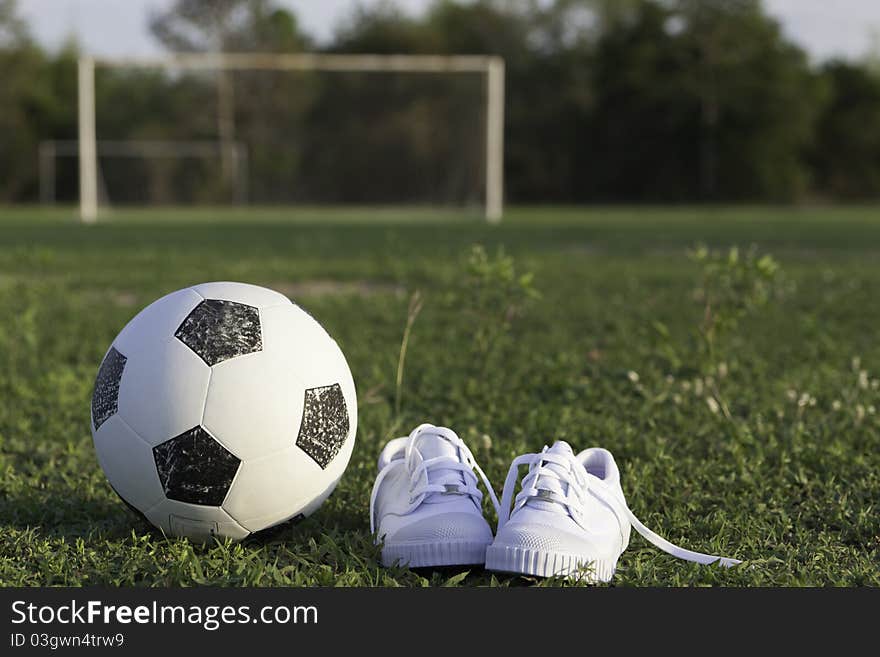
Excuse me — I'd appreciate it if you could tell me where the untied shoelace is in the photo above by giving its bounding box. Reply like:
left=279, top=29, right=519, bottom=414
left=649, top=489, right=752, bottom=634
left=498, top=446, right=742, bottom=567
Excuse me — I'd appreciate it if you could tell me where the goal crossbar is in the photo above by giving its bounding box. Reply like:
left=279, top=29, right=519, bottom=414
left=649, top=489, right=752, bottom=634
left=89, top=52, right=499, bottom=73
left=77, top=53, right=505, bottom=222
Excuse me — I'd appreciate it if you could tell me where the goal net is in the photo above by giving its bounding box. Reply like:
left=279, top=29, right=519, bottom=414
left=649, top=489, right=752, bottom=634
left=40, top=139, right=248, bottom=206
left=76, top=54, right=505, bottom=222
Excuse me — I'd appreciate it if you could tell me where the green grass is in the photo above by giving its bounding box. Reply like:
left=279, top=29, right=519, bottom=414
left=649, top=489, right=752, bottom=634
left=1, top=205, right=878, bottom=586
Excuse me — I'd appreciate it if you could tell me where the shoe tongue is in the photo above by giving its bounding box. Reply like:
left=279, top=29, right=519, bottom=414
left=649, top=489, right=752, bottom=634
left=413, top=431, right=467, bottom=504
left=414, top=432, right=459, bottom=460
left=525, top=441, right=576, bottom=514
left=546, top=441, right=574, bottom=457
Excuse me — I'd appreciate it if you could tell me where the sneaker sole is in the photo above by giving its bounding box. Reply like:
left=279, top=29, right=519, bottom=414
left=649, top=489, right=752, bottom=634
left=382, top=540, right=489, bottom=568
left=485, top=544, right=618, bottom=582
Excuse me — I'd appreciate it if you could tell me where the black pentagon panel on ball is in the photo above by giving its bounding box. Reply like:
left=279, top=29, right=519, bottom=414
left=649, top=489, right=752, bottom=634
left=92, top=346, right=127, bottom=430
left=296, top=383, right=350, bottom=469
left=174, top=299, right=262, bottom=366
left=152, top=426, right=241, bottom=506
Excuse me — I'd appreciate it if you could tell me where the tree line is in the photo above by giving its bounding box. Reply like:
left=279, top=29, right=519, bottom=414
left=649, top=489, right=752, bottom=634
left=2, top=0, right=880, bottom=205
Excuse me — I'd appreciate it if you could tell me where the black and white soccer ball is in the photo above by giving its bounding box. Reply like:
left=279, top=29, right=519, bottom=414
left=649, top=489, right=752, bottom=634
left=90, top=282, right=357, bottom=541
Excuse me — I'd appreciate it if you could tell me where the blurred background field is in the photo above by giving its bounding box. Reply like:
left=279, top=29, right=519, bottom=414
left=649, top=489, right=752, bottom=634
left=1, top=0, right=879, bottom=586
left=6, top=0, right=880, bottom=209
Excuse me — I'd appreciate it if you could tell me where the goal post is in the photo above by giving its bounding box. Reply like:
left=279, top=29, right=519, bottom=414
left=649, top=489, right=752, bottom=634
left=76, top=53, right=505, bottom=223
left=78, top=57, right=97, bottom=223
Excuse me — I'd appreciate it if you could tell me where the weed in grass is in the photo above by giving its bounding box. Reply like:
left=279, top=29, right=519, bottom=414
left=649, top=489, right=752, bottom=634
left=454, top=245, right=539, bottom=371
left=690, top=243, right=782, bottom=370
left=646, top=244, right=785, bottom=426
left=394, top=290, right=424, bottom=420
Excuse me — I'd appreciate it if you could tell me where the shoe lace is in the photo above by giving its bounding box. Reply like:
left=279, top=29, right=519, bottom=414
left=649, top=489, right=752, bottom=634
left=369, top=424, right=501, bottom=534
left=498, top=447, right=741, bottom=567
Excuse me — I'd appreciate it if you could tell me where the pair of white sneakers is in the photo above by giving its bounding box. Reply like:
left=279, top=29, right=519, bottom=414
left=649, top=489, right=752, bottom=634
left=369, top=423, right=741, bottom=581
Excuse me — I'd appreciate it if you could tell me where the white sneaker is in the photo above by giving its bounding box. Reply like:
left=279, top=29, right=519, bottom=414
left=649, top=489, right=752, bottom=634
left=485, top=441, right=741, bottom=581
left=369, top=423, right=500, bottom=568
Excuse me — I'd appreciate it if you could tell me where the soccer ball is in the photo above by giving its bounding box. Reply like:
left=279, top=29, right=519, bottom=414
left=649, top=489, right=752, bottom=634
left=90, top=281, right=357, bottom=541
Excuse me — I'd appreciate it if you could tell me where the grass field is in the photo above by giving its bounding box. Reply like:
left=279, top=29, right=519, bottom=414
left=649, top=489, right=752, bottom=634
left=1, top=205, right=878, bottom=586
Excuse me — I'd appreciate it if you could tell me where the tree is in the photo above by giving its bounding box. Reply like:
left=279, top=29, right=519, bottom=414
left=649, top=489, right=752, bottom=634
left=149, top=0, right=308, bottom=53
left=677, top=0, right=822, bottom=201
left=0, top=0, right=26, bottom=47
left=0, top=2, right=80, bottom=202
left=582, top=0, right=821, bottom=201
left=326, top=0, right=599, bottom=203
left=149, top=0, right=310, bottom=193
left=811, top=61, right=880, bottom=199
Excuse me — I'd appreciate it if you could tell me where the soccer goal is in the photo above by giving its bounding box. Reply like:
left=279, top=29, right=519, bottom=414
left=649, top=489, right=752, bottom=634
left=77, top=53, right=505, bottom=223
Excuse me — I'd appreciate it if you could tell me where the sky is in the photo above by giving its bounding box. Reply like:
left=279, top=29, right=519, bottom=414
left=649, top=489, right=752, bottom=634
left=16, top=0, right=880, bottom=63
